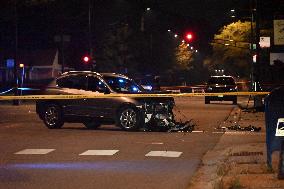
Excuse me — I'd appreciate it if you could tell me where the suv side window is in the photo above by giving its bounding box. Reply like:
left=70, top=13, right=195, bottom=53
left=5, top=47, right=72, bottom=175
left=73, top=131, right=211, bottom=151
left=57, top=75, right=87, bottom=90
left=87, top=76, right=108, bottom=93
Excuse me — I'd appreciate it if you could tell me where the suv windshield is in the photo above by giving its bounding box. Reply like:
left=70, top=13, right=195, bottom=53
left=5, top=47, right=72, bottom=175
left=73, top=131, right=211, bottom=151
left=103, top=76, right=144, bottom=93
left=208, top=77, right=235, bottom=85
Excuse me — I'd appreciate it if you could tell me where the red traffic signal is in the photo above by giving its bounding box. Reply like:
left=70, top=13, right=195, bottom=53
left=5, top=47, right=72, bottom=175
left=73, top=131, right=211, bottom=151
left=83, top=56, right=90, bottom=63
left=185, top=32, right=193, bottom=42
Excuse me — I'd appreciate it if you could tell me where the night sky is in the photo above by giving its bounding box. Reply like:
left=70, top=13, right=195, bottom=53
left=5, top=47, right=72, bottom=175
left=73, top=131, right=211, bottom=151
left=0, top=0, right=281, bottom=70
left=0, top=0, right=249, bottom=48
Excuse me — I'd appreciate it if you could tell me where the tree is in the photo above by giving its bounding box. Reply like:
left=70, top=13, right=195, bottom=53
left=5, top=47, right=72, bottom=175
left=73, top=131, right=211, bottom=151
left=206, top=21, right=252, bottom=78
left=175, top=42, right=194, bottom=71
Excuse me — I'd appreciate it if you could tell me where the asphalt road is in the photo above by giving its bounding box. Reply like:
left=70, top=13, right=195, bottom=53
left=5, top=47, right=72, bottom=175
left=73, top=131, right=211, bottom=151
left=0, top=97, right=242, bottom=189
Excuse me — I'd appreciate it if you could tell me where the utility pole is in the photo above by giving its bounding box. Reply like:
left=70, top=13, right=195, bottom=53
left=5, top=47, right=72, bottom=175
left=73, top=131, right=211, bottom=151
left=88, top=0, right=93, bottom=60
left=250, top=0, right=255, bottom=91
left=13, top=0, right=19, bottom=105
left=255, top=0, right=261, bottom=89
left=254, top=0, right=263, bottom=109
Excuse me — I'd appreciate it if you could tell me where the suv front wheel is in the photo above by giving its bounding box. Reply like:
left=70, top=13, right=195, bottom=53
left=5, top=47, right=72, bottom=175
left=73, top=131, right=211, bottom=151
left=116, top=106, right=142, bottom=131
left=43, top=104, right=64, bottom=129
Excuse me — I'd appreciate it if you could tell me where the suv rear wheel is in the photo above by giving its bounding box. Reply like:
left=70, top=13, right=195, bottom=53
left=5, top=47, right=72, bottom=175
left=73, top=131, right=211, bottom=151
left=43, top=104, right=64, bottom=129
left=117, top=106, right=142, bottom=131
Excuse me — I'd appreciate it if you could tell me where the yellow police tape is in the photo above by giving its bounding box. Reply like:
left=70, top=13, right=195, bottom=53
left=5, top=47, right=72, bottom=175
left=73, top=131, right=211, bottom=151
left=0, top=92, right=270, bottom=100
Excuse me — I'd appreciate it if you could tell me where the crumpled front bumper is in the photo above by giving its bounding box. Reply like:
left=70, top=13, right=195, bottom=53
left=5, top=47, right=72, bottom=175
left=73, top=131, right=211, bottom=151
left=137, top=102, right=174, bottom=129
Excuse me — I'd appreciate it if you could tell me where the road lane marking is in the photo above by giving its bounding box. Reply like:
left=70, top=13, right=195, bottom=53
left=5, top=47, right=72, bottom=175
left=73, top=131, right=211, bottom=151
left=192, top=131, right=204, bottom=133
left=224, top=131, right=264, bottom=135
left=15, top=149, right=55, bottom=155
left=145, top=151, right=182, bottom=158
left=135, top=142, right=164, bottom=145
left=79, top=150, right=119, bottom=156
left=151, top=142, right=164, bottom=145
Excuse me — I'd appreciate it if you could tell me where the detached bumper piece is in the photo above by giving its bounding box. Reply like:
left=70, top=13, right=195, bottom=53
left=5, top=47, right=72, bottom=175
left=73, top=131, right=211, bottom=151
left=167, top=120, right=196, bottom=132
left=143, top=115, right=196, bottom=132
left=140, top=102, right=195, bottom=132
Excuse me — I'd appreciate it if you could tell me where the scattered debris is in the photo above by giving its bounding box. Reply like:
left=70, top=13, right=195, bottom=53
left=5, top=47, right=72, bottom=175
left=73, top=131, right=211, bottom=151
left=141, top=103, right=196, bottom=132
left=167, top=120, right=196, bottom=132
left=226, top=124, right=261, bottom=132
left=142, top=116, right=196, bottom=132
left=230, top=151, right=263, bottom=156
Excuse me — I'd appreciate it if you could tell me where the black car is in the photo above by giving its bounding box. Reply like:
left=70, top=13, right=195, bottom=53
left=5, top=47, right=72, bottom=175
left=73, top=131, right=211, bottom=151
left=205, top=76, right=237, bottom=104
left=36, top=71, right=175, bottom=131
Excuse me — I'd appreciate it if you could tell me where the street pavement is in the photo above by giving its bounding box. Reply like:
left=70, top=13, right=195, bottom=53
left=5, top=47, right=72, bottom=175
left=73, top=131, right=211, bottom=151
left=0, top=97, right=245, bottom=189
left=188, top=98, right=284, bottom=189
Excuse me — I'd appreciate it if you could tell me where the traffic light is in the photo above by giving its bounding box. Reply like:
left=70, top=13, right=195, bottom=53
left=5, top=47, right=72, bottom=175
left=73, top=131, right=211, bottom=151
left=83, top=56, right=90, bottom=63
left=185, top=32, right=193, bottom=42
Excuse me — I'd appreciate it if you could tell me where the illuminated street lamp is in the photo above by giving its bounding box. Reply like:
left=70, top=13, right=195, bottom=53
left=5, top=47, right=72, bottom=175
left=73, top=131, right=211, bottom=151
left=174, top=34, right=178, bottom=38
left=230, top=9, right=236, bottom=18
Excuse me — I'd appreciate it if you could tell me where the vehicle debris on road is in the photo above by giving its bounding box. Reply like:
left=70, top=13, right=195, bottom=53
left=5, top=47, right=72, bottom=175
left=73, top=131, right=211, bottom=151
left=142, top=116, right=196, bottom=133
left=225, top=124, right=261, bottom=132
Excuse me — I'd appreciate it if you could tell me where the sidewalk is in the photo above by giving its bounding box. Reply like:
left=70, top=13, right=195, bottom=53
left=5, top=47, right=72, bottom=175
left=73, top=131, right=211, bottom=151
left=188, top=99, right=284, bottom=189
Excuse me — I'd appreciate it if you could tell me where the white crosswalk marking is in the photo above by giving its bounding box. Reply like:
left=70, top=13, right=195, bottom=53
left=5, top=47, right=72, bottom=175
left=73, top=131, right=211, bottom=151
left=145, top=151, right=182, bottom=158
left=15, top=149, right=55, bottom=155
left=79, top=150, right=119, bottom=156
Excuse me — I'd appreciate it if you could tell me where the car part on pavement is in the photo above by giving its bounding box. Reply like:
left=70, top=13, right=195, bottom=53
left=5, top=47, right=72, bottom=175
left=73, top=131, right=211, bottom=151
left=226, top=124, right=261, bottom=132
left=167, top=120, right=196, bottom=132
left=140, top=103, right=196, bottom=132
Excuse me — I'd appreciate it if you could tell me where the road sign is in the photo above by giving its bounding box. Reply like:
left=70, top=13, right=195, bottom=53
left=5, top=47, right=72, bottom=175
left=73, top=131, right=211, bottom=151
left=260, top=37, right=270, bottom=48
left=6, top=59, right=15, bottom=68
left=274, top=20, right=284, bottom=45
left=270, top=53, right=284, bottom=65
left=276, top=118, right=284, bottom=136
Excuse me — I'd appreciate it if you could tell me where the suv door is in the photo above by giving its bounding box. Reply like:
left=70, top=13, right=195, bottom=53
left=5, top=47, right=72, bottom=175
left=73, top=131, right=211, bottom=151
left=85, top=75, right=111, bottom=118
left=57, top=74, right=88, bottom=116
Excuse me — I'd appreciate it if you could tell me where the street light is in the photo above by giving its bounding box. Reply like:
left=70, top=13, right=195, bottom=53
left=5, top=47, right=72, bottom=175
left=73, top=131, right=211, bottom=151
left=230, top=9, right=236, bottom=18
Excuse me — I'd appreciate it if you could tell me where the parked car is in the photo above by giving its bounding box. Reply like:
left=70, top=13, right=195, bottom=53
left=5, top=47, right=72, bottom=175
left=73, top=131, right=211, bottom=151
left=36, top=71, right=175, bottom=131
left=205, top=75, right=237, bottom=104
left=134, top=75, right=161, bottom=91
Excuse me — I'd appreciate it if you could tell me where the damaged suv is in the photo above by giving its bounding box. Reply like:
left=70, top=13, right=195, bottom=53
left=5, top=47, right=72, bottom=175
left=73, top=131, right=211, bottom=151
left=36, top=71, right=175, bottom=131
